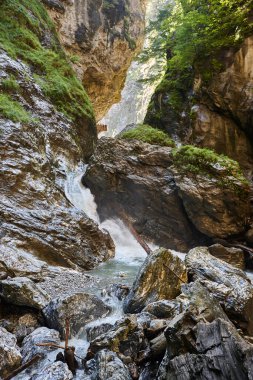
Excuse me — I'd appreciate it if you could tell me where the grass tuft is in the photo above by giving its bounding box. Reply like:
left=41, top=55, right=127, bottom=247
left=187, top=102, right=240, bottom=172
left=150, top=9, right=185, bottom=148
left=121, top=124, right=175, bottom=147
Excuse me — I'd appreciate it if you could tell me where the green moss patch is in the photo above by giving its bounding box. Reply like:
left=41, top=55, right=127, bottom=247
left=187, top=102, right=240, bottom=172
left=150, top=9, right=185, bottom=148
left=120, top=124, right=175, bottom=147
left=0, top=94, right=33, bottom=123
left=0, top=0, right=94, bottom=123
left=173, top=145, right=250, bottom=195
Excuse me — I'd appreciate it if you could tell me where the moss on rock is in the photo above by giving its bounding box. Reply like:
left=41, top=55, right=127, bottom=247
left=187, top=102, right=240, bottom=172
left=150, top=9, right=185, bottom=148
left=120, top=123, right=175, bottom=147
left=0, top=0, right=94, bottom=124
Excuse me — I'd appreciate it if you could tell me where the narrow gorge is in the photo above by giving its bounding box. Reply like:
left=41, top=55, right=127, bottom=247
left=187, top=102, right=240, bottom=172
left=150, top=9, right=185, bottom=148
left=0, top=1, right=253, bottom=379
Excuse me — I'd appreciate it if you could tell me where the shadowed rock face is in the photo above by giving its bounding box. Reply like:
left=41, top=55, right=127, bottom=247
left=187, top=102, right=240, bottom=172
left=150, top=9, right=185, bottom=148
left=0, top=50, right=114, bottom=272
left=84, top=138, right=250, bottom=250
left=44, top=0, right=145, bottom=120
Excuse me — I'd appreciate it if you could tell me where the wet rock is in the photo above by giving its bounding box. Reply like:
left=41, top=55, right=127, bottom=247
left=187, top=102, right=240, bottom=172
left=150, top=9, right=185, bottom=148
left=43, top=293, right=110, bottom=338
left=0, top=277, right=50, bottom=310
left=139, top=362, right=160, bottom=380
left=161, top=319, right=253, bottom=380
left=84, top=138, right=202, bottom=251
left=172, top=167, right=250, bottom=239
left=13, top=313, right=40, bottom=343
left=0, top=50, right=114, bottom=272
left=123, top=249, right=187, bottom=313
left=208, top=243, right=245, bottom=270
left=87, top=315, right=149, bottom=365
left=32, top=361, right=73, bottom=380
left=186, top=247, right=253, bottom=335
left=87, top=323, right=114, bottom=342
left=143, top=300, right=182, bottom=319
left=21, top=327, right=60, bottom=363
left=86, top=349, right=132, bottom=380
left=0, top=327, right=22, bottom=378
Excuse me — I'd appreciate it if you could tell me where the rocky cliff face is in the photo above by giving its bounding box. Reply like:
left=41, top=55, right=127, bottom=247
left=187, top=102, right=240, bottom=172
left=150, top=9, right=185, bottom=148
left=84, top=138, right=250, bottom=251
left=145, top=36, right=253, bottom=179
left=0, top=0, right=114, bottom=274
left=44, top=0, right=145, bottom=120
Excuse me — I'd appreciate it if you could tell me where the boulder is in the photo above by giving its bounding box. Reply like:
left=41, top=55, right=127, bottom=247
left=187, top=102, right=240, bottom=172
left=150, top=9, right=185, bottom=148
left=186, top=247, right=253, bottom=335
left=21, top=327, right=60, bottom=363
left=0, top=277, right=50, bottom=310
left=87, top=315, right=149, bottom=365
left=172, top=167, right=250, bottom=239
left=208, top=243, right=245, bottom=269
left=161, top=319, right=253, bottom=380
left=0, top=327, right=22, bottom=378
left=143, top=300, right=182, bottom=319
left=123, top=249, right=187, bottom=313
left=43, top=293, right=110, bottom=338
left=84, top=138, right=202, bottom=252
left=13, top=313, right=40, bottom=343
left=32, top=361, right=73, bottom=380
left=86, top=349, right=132, bottom=380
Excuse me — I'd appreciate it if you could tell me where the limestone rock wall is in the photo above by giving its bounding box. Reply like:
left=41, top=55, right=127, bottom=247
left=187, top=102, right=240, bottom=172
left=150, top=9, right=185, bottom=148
left=44, top=0, right=146, bottom=120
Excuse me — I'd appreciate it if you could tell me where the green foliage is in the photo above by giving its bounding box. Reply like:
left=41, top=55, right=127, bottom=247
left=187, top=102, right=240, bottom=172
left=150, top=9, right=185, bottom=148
left=1, top=75, right=20, bottom=92
left=121, top=124, right=175, bottom=147
left=173, top=145, right=250, bottom=193
left=0, top=94, right=33, bottom=123
left=0, top=0, right=94, bottom=123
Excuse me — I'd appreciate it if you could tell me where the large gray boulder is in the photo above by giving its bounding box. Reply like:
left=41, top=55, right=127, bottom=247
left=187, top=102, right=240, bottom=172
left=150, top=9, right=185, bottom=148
left=0, top=327, right=22, bottom=378
left=0, top=277, right=50, bottom=310
left=84, top=138, right=201, bottom=252
left=21, top=327, right=60, bottom=363
left=186, top=247, right=253, bottom=335
left=123, top=249, right=187, bottom=313
left=87, top=349, right=132, bottom=380
left=43, top=293, right=110, bottom=338
left=160, top=319, right=253, bottom=380
left=31, top=361, right=73, bottom=380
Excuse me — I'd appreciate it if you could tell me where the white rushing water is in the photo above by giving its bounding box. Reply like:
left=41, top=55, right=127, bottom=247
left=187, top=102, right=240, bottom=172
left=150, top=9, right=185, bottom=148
left=100, top=0, right=170, bottom=137
left=65, top=169, right=147, bottom=275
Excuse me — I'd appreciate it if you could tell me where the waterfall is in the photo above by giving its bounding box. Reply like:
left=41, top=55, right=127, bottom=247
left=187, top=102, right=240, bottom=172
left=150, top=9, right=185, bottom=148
left=99, top=0, right=170, bottom=137
left=65, top=170, right=147, bottom=270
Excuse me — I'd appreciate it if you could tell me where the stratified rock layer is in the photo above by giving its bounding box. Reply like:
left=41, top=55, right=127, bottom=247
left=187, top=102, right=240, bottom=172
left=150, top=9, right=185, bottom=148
left=186, top=247, right=253, bottom=335
left=0, top=51, right=114, bottom=271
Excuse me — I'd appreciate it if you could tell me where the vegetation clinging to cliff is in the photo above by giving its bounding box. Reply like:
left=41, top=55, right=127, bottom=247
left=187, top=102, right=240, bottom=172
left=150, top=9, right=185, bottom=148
left=120, top=124, right=175, bottom=147
left=0, top=0, right=94, bottom=124
left=144, top=0, right=253, bottom=131
left=173, top=145, right=250, bottom=195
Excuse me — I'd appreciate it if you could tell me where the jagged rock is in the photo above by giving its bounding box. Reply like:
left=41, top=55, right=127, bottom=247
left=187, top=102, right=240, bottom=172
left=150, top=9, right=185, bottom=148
left=87, top=315, right=149, bottom=365
left=208, top=243, right=245, bottom=270
left=84, top=138, right=201, bottom=251
left=86, top=349, right=132, bottom=380
left=13, top=313, right=40, bottom=343
left=45, top=0, right=145, bottom=119
left=139, top=362, right=160, bottom=380
left=160, top=319, right=253, bottom=380
left=0, top=277, right=50, bottom=310
left=123, top=249, right=187, bottom=313
left=143, top=300, right=182, bottom=319
left=0, top=49, right=114, bottom=272
left=0, top=327, right=22, bottom=378
left=87, top=323, right=114, bottom=342
left=21, top=327, right=60, bottom=363
left=172, top=167, right=250, bottom=239
left=43, top=293, right=110, bottom=338
left=32, top=361, right=73, bottom=380
left=186, top=247, right=253, bottom=335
